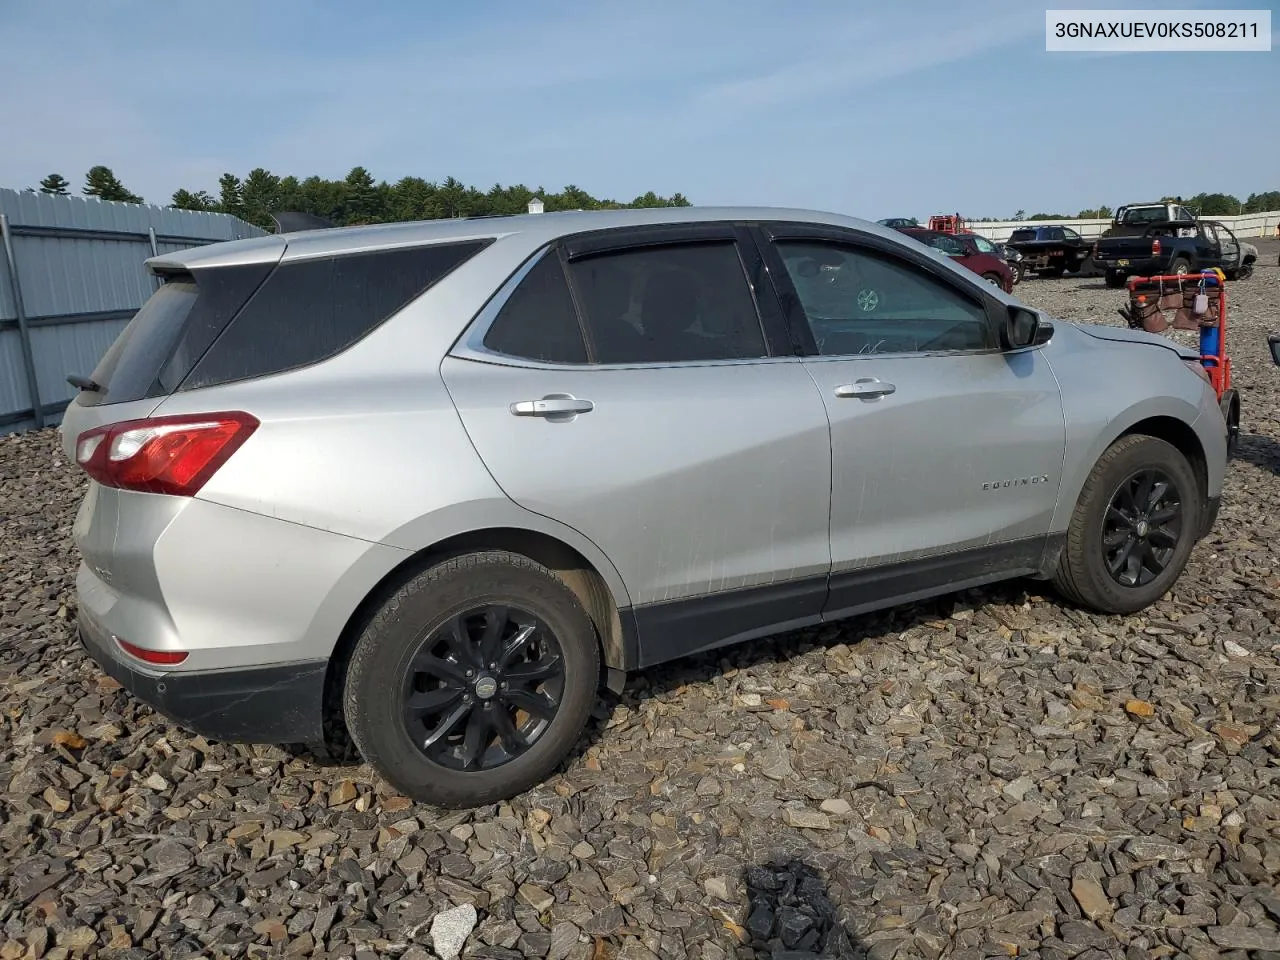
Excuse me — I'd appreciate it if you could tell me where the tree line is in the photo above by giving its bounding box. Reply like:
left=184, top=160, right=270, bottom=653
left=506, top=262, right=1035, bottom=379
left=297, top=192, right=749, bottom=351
left=30, top=167, right=1280, bottom=230
left=33, top=166, right=691, bottom=231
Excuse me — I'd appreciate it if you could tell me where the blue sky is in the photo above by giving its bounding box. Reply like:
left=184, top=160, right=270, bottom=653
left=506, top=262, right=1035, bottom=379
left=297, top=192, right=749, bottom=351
left=2, top=0, right=1276, bottom=220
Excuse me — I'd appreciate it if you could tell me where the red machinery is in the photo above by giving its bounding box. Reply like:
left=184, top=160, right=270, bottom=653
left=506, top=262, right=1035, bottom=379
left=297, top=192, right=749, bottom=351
left=927, top=213, right=971, bottom=234
left=1121, top=268, right=1238, bottom=451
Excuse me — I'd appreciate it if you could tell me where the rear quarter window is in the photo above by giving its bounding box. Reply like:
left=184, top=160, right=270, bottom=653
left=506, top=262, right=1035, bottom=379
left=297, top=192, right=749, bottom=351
left=182, top=240, right=490, bottom=390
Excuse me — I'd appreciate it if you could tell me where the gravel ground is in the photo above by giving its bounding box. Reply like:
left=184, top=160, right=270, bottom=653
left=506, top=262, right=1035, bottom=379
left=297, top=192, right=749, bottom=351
left=2, top=247, right=1278, bottom=960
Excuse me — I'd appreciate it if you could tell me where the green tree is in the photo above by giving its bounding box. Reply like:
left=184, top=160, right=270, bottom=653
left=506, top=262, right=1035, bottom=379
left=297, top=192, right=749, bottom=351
left=218, top=173, right=245, bottom=218
left=83, top=165, right=143, bottom=203
left=1185, top=192, right=1241, bottom=216
left=1244, top=191, right=1280, bottom=213
left=171, top=188, right=217, bottom=210
left=343, top=166, right=381, bottom=223
left=240, top=167, right=283, bottom=230
left=39, top=173, right=71, bottom=195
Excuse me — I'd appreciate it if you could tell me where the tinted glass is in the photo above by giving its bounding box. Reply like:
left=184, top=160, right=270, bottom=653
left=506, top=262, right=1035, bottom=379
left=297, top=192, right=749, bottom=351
left=1062, top=227, right=1080, bottom=241
left=1009, top=229, right=1036, bottom=242
left=157, top=261, right=275, bottom=393
left=567, top=241, right=767, bottom=364
left=482, top=252, right=587, bottom=363
left=86, top=280, right=198, bottom=406
left=775, top=240, right=993, bottom=356
left=184, top=240, right=489, bottom=390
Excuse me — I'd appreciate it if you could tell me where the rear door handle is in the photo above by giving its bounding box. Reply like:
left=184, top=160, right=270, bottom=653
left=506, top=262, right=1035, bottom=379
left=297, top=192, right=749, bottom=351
left=509, top=395, right=595, bottom=417
left=834, top=378, right=896, bottom=400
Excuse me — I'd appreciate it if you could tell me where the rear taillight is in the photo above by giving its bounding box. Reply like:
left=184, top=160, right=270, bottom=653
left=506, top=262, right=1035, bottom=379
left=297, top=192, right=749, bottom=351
left=75, top=412, right=258, bottom=496
left=1152, top=238, right=1162, bottom=255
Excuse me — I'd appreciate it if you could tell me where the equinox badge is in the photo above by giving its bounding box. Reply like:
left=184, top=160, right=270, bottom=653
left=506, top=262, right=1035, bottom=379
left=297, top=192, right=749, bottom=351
left=983, top=475, right=1050, bottom=491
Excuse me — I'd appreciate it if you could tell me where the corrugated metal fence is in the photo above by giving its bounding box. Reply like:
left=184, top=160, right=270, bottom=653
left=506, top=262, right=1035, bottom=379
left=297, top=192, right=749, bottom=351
left=0, top=188, right=266, bottom=434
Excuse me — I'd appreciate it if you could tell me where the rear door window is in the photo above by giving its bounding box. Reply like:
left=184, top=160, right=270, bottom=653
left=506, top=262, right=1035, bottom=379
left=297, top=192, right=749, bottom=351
left=565, top=241, right=768, bottom=364
left=183, top=240, right=490, bottom=390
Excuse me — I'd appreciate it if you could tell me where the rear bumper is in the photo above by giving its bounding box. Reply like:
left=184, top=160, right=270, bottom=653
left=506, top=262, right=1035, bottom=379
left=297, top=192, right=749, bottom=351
left=1093, top=256, right=1161, bottom=274
left=78, top=609, right=327, bottom=744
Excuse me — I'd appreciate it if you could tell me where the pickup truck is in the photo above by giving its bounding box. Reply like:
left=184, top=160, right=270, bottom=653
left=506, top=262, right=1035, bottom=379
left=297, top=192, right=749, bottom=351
left=1093, top=219, right=1258, bottom=287
left=1003, top=225, right=1093, bottom=277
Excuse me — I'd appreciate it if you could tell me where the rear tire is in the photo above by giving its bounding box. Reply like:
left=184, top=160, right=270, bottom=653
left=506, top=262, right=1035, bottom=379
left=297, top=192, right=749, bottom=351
left=344, top=550, right=600, bottom=808
left=1104, top=269, right=1126, bottom=288
left=1052, top=435, right=1201, bottom=615
left=1168, top=256, right=1191, bottom=276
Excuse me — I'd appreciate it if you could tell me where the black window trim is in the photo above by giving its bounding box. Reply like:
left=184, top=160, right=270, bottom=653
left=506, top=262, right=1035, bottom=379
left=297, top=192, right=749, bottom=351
left=451, top=222, right=796, bottom=370
left=745, top=221, right=1010, bottom=361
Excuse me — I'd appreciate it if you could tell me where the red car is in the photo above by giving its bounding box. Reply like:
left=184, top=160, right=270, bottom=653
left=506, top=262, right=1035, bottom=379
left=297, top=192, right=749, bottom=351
left=898, top=227, right=1014, bottom=293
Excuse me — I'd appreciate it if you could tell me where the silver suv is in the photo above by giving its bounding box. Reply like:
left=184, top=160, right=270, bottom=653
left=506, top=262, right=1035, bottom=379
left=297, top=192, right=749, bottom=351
left=59, top=207, right=1228, bottom=808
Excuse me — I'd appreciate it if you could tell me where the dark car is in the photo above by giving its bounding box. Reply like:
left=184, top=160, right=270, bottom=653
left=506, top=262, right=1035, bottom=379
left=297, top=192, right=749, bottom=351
left=946, top=232, right=1024, bottom=286
left=877, top=217, right=919, bottom=229
left=995, top=242, right=1026, bottom=284
left=1093, top=219, right=1258, bottom=287
left=900, top=228, right=1014, bottom=292
left=1005, top=225, right=1094, bottom=277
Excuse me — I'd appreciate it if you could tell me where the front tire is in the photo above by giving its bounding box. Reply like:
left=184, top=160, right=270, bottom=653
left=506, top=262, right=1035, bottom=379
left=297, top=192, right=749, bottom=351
left=344, top=550, right=600, bottom=808
left=1052, top=435, right=1201, bottom=615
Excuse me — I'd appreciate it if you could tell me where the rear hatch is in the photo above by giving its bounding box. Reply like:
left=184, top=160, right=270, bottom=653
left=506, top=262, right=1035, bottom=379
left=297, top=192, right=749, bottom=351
left=59, top=246, right=284, bottom=460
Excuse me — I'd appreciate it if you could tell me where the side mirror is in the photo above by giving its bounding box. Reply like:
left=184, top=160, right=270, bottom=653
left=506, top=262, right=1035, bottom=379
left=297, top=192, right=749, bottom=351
left=1269, top=332, right=1280, bottom=367
left=1005, top=307, right=1053, bottom=350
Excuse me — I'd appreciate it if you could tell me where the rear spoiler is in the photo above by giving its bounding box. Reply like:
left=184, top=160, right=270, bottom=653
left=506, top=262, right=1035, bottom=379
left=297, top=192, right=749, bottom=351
left=270, top=212, right=336, bottom=233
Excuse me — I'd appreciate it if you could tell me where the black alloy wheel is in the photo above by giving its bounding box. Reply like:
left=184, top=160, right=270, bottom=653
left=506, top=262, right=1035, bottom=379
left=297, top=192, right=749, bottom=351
left=1100, top=469, right=1183, bottom=588
left=402, top=605, right=564, bottom=771
left=344, top=550, right=601, bottom=808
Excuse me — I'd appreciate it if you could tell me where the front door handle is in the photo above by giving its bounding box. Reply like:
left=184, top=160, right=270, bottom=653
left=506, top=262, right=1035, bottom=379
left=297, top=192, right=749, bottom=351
left=834, top=378, right=896, bottom=400
left=509, top=395, right=595, bottom=417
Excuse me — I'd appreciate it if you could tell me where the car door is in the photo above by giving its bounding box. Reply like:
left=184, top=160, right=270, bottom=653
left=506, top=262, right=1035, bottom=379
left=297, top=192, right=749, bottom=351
left=1201, top=221, right=1238, bottom=269
left=440, top=224, right=833, bottom=666
left=1194, top=223, right=1222, bottom=265
left=750, top=222, right=1067, bottom=617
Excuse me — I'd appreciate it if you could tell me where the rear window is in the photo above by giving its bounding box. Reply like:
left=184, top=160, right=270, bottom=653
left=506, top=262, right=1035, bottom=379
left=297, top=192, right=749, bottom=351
left=85, top=279, right=199, bottom=407
left=182, top=240, right=490, bottom=390
left=1008, top=229, right=1037, bottom=242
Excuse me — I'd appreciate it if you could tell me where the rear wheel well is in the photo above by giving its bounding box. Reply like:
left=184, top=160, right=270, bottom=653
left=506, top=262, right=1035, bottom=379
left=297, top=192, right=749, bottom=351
left=318, top=528, right=627, bottom=753
left=1119, top=416, right=1207, bottom=504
